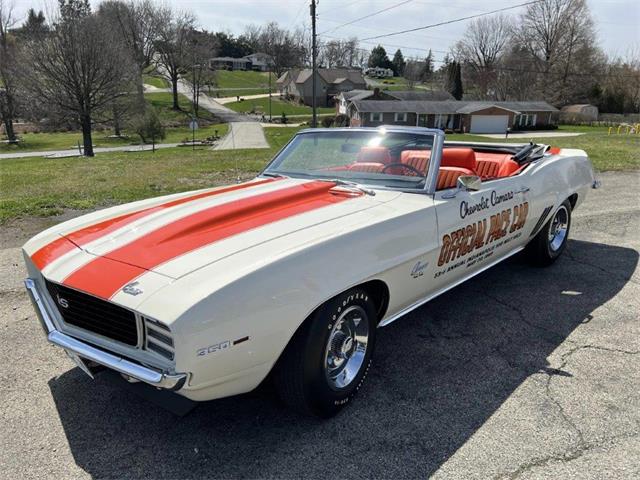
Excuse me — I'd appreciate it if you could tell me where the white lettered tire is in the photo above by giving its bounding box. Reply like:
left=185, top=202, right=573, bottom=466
left=274, top=288, right=377, bottom=417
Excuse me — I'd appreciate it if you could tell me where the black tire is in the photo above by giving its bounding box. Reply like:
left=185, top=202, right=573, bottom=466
left=526, top=199, right=572, bottom=266
left=274, top=288, right=377, bottom=417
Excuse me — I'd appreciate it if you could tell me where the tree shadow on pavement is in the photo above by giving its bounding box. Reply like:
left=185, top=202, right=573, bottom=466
left=48, top=239, right=638, bottom=479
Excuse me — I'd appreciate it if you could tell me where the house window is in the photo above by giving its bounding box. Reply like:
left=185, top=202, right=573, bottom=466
left=370, top=112, right=383, bottom=122
left=515, top=114, right=537, bottom=128
left=434, top=114, right=447, bottom=129
left=394, top=112, right=407, bottom=122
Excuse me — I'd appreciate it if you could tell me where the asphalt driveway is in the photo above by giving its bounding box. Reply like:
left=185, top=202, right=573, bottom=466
left=1, top=171, right=638, bottom=479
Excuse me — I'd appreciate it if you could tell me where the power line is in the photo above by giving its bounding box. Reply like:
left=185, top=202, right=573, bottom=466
left=320, top=33, right=448, bottom=55
left=359, top=1, right=542, bottom=41
left=319, top=0, right=414, bottom=35
left=292, top=0, right=308, bottom=24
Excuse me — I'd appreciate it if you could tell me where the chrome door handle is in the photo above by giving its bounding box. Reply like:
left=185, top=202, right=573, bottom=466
left=515, top=186, right=530, bottom=194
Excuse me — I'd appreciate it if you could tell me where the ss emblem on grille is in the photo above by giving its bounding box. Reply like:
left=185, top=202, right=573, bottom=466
left=56, top=294, right=69, bottom=309
left=122, top=282, right=143, bottom=296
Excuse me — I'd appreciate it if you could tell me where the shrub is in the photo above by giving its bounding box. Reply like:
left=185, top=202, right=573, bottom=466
left=129, top=107, right=166, bottom=151
left=334, top=114, right=350, bottom=127
left=321, top=116, right=335, bottom=128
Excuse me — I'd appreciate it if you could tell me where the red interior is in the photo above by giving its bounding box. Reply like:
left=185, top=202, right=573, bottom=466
left=437, top=148, right=520, bottom=189
left=326, top=146, right=520, bottom=189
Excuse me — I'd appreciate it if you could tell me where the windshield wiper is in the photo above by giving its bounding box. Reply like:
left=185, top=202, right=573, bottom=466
left=320, top=178, right=376, bottom=196
left=262, top=172, right=289, bottom=178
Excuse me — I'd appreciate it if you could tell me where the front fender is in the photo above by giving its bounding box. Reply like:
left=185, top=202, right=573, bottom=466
left=144, top=199, right=437, bottom=401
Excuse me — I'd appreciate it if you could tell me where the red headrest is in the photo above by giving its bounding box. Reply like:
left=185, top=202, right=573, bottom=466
left=357, top=146, right=392, bottom=165
left=348, top=162, right=384, bottom=173
left=441, top=148, right=477, bottom=170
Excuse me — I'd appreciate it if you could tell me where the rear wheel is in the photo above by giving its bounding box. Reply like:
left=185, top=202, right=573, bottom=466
left=526, top=199, right=572, bottom=266
left=274, top=288, right=377, bottom=417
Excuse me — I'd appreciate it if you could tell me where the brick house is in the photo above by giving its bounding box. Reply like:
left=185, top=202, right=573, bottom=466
left=339, top=94, right=558, bottom=133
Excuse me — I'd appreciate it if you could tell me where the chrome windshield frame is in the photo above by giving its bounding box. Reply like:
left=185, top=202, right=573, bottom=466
left=260, top=126, right=446, bottom=196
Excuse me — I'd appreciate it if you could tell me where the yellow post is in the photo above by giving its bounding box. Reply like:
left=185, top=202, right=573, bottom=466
left=608, top=126, right=613, bottom=135
left=617, top=125, right=623, bottom=135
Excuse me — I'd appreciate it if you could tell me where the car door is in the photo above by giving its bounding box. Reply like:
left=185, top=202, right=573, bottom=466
left=431, top=175, right=531, bottom=287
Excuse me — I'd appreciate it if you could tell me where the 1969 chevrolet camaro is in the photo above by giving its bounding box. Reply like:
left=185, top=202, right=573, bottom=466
left=23, top=127, right=598, bottom=417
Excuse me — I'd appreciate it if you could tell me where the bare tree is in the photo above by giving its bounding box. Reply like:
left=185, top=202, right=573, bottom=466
left=0, top=0, right=18, bottom=142
left=24, top=5, right=136, bottom=156
left=322, top=37, right=360, bottom=68
left=155, top=10, right=196, bottom=110
left=244, top=22, right=306, bottom=75
left=492, top=46, right=539, bottom=101
left=403, top=60, right=424, bottom=89
left=99, top=0, right=167, bottom=106
left=513, top=0, right=601, bottom=104
left=183, top=29, right=216, bottom=118
left=454, top=14, right=512, bottom=99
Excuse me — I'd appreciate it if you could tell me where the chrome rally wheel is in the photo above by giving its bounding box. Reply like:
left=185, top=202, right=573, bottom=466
left=526, top=198, right=572, bottom=266
left=324, top=305, right=370, bottom=390
left=548, top=205, right=569, bottom=252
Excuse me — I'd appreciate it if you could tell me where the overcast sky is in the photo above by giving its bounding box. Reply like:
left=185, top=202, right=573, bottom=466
left=11, top=0, right=640, bottom=63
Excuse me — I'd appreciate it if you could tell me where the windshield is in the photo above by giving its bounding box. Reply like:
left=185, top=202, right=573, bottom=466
left=263, top=129, right=436, bottom=190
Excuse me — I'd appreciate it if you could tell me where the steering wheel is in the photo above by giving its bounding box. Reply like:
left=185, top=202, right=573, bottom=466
left=381, top=162, right=423, bottom=176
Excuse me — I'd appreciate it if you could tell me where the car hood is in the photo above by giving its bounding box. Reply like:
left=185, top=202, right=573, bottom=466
left=27, top=178, right=399, bottom=303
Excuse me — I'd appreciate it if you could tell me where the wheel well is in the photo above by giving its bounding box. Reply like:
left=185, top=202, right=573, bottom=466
left=567, top=193, right=578, bottom=210
left=358, top=279, right=390, bottom=323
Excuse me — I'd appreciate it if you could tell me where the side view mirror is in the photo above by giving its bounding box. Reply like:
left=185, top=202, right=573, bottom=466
left=457, top=175, right=482, bottom=191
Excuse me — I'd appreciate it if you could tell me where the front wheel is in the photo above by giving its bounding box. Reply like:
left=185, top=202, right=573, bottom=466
left=274, top=288, right=377, bottom=417
left=526, top=199, right=572, bottom=266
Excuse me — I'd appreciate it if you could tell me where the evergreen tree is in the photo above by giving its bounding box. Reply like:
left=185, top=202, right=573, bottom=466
left=423, top=49, right=434, bottom=81
left=368, top=45, right=391, bottom=69
left=446, top=61, right=464, bottom=100
left=24, top=9, right=47, bottom=34
left=392, top=49, right=405, bottom=76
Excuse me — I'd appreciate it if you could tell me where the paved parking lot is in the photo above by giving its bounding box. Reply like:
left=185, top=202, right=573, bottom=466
left=1, top=171, right=638, bottom=479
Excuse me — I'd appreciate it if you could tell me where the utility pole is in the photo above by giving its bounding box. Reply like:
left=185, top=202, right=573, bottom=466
left=268, top=63, right=272, bottom=122
left=310, top=0, right=317, bottom=128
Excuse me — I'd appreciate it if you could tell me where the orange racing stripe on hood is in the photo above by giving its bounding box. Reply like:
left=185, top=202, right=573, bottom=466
left=62, top=181, right=361, bottom=299
left=31, top=178, right=278, bottom=270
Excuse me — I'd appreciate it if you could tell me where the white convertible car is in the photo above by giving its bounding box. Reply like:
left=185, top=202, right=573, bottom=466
left=24, top=127, right=597, bottom=417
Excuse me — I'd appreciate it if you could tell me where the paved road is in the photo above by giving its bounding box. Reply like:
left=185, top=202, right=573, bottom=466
left=0, top=143, right=181, bottom=160
left=481, top=132, right=585, bottom=139
left=215, top=122, right=270, bottom=150
left=178, top=80, right=269, bottom=149
left=1, top=171, right=638, bottom=479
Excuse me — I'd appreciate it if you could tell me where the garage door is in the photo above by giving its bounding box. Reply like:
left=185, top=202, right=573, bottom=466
left=470, top=115, right=509, bottom=134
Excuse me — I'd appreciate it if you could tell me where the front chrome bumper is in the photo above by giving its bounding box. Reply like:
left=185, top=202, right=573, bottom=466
left=25, top=278, right=187, bottom=391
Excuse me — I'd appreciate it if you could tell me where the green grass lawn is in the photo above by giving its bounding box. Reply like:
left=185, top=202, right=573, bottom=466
left=0, top=132, right=132, bottom=152
left=0, top=124, right=229, bottom=154
left=145, top=92, right=218, bottom=123
left=0, top=93, right=226, bottom=154
left=226, top=97, right=335, bottom=116
left=213, top=70, right=277, bottom=98
left=0, top=126, right=297, bottom=222
left=142, top=74, right=170, bottom=88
